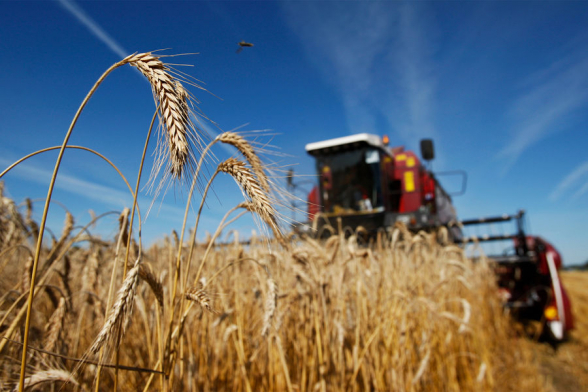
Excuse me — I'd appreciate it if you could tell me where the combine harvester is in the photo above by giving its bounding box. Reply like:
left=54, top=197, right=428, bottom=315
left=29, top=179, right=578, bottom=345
left=302, top=133, right=574, bottom=342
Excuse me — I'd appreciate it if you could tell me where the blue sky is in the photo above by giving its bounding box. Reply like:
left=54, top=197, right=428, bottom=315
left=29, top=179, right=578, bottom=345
left=1, top=1, right=587, bottom=265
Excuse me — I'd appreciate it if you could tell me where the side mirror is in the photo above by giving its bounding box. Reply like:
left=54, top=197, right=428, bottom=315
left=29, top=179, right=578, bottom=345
left=420, top=139, right=435, bottom=161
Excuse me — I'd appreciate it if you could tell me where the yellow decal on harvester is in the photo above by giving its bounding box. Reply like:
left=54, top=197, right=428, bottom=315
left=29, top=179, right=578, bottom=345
left=404, top=171, right=415, bottom=192
left=396, top=154, right=406, bottom=161
left=407, top=157, right=415, bottom=167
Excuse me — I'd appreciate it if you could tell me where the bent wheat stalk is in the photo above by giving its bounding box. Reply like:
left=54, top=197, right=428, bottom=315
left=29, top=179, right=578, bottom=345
left=139, top=263, right=164, bottom=308
left=12, top=369, right=78, bottom=392
left=218, top=132, right=270, bottom=192
left=127, top=52, right=205, bottom=183
left=90, top=259, right=141, bottom=356
left=218, top=157, right=281, bottom=237
left=185, top=285, right=215, bottom=313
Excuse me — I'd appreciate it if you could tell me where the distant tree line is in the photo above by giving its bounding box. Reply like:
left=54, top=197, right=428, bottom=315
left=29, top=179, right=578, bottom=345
left=563, top=260, right=588, bottom=271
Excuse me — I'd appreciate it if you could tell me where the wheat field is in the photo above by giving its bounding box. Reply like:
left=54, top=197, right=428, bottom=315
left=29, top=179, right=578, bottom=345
left=0, top=51, right=568, bottom=391
left=529, top=271, right=588, bottom=392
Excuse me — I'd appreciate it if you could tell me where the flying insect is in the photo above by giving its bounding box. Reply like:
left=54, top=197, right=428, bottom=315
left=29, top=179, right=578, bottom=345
left=236, top=41, right=254, bottom=53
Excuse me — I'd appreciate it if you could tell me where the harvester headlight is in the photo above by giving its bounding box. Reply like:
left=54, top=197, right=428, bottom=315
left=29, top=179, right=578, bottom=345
left=544, top=305, right=558, bottom=321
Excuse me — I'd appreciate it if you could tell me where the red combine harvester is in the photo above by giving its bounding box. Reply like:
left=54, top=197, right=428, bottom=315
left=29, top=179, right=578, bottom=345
left=305, top=133, right=460, bottom=236
left=303, top=133, right=573, bottom=341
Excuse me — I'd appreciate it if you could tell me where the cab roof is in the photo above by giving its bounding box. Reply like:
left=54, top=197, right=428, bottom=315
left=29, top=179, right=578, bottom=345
left=305, top=133, right=387, bottom=156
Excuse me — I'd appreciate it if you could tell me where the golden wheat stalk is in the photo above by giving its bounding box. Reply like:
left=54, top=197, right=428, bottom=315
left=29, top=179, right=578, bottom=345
left=123, top=52, right=203, bottom=181
left=223, top=324, right=238, bottom=343
left=21, top=256, right=33, bottom=294
left=81, top=250, right=99, bottom=304
left=89, top=261, right=140, bottom=355
left=60, top=211, right=74, bottom=240
left=128, top=52, right=189, bottom=178
left=412, top=347, right=431, bottom=385
left=218, top=158, right=281, bottom=236
left=11, top=369, right=78, bottom=392
left=139, top=263, right=164, bottom=308
left=261, top=278, right=277, bottom=337
left=24, top=198, right=39, bottom=240
left=43, top=297, right=66, bottom=354
left=218, top=132, right=270, bottom=193
left=185, top=285, right=215, bottom=314
left=118, top=207, right=130, bottom=247
left=236, top=201, right=255, bottom=212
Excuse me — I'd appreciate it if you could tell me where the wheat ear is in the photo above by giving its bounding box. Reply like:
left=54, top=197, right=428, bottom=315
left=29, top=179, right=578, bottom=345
left=89, top=261, right=140, bottom=355
left=124, top=52, right=202, bottom=180
left=139, top=263, right=164, bottom=308
left=81, top=250, right=99, bottom=304
left=218, top=132, right=270, bottom=193
left=24, top=198, right=39, bottom=242
left=60, top=211, right=74, bottom=240
left=117, top=207, right=130, bottom=246
left=43, top=297, right=66, bottom=354
left=185, top=283, right=216, bottom=314
left=21, top=256, right=33, bottom=294
left=261, top=278, right=278, bottom=337
left=218, top=158, right=281, bottom=236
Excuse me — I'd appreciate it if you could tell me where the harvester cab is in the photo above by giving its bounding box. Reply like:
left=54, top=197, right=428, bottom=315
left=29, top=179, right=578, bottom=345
left=305, top=133, right=461, bottom=237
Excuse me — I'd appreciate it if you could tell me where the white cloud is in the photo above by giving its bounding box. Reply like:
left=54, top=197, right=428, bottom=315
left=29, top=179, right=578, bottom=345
left=57, top=0, right=128, bottom=58
left=282, top=2, right=439, bottom=148
left=383, top=3, right=438, bottom=145
left=0, top=156, right=188, bottom=223
left=572, top=181, right=588, bottom=200
left=549, top=161, right=588, bottom=201
left=498, top=54, right=588, bottom=170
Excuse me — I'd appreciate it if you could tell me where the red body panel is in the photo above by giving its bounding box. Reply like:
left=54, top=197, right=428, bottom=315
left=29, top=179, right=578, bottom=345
left=307, top=186, right=320, bottom=221
left=392, top=151, right=422, bottom=213
left=420, top=171, right=436, bottom=213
